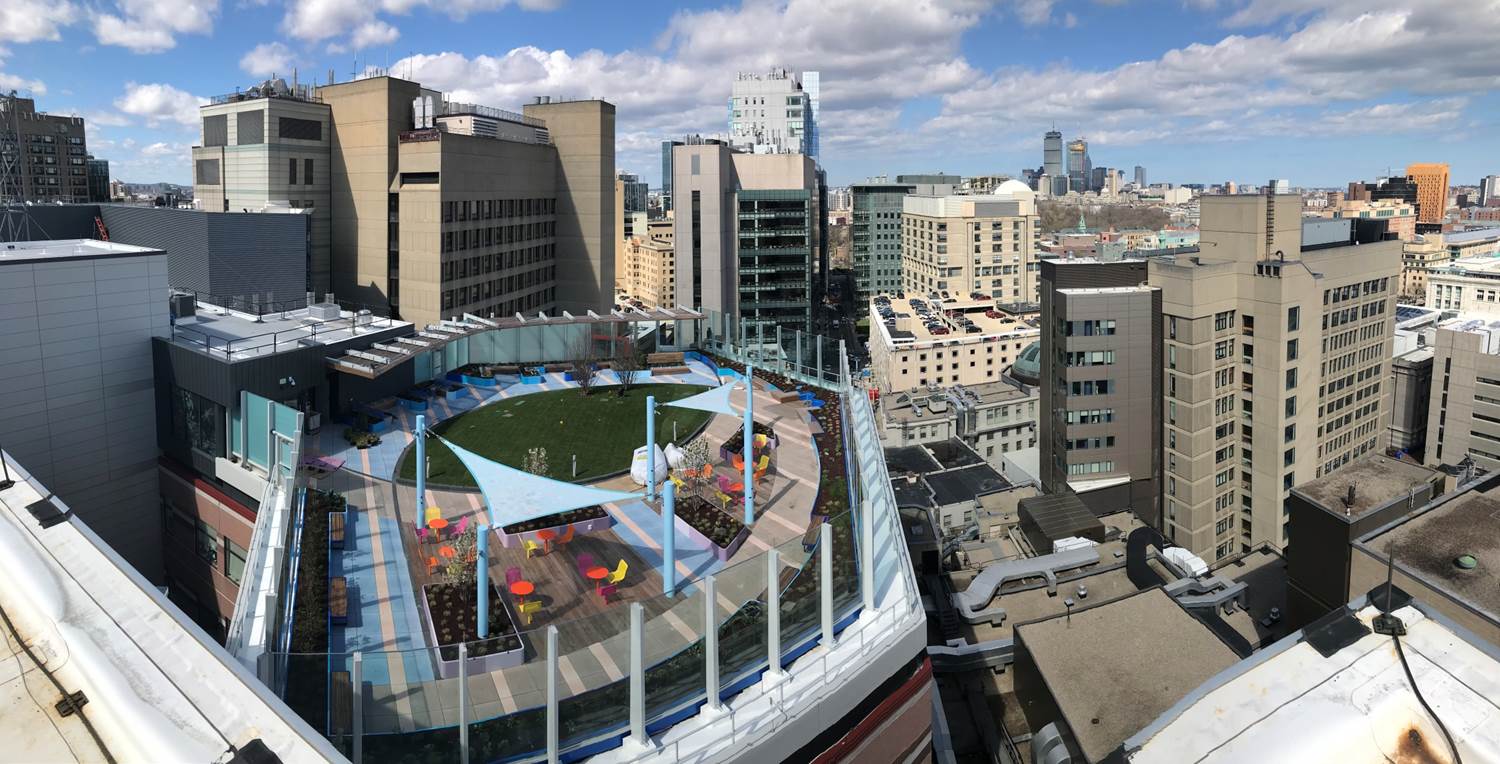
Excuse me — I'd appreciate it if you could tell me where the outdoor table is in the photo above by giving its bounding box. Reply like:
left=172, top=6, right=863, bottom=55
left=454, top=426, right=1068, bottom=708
left=428, top=517, right=449, bottom=533
left=536, top=528, right=557, bottom=553
left=586, top=566, right=609, bottom=592
left=509, top=580, right=534, bottom=603
left=439, top=545, right=456, bottom=560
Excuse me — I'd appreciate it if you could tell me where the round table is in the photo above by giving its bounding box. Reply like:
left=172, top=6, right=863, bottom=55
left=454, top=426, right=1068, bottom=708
left=428, top=517, right=449, bottom=534
left=438, top=545, right=456, bottom=560
left=586, top=566, right=609, bottom=592
left=536, top=528, right=557, bottom=553
left=509, top=580, right=534, bottom=603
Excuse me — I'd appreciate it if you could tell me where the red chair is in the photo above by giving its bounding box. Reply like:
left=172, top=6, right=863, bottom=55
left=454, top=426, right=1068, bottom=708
left=597, top=583, right=618, bottom=603
left=576, top=553, right=595, bottom=577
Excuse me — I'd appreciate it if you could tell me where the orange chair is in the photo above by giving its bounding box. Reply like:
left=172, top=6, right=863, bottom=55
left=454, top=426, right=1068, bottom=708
left=557, top=525, right=575, bottom=544
left=427, top=556, right=439, bottom=574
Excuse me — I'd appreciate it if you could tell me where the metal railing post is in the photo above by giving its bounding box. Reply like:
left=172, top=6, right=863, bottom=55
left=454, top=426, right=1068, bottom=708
left=705, top=574, right=721, bottom=711
left=547, top=626, right=559, bottom=763
left=767, top=548, right=783, bottom=678
left=821, top=522, right=834, bottom=647
left=351, top=652, right=363, bottom=764
left=630, top=602, right=648, bottom=746
left=458, top=642, right=470, bottom=763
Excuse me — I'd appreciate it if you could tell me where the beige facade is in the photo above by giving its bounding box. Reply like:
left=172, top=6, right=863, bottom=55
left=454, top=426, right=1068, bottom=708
left=1401, top=234, right=1447, bottom=302
left=310, top=77, right=613, bottom=328
left=192, top=92, right=331, bottom=293
left=619, top=233, right=675, bottom=307
left=1150, top=194, right=1400, bottom=563
left=1424, top=320, right=1500, bottom=472
left=901, top=192, right=1041, bottom=302
left=868, top=295, right=1039, bottom=393
left=1329, top=198, right=1416, bottom=241
left=878, top=380, right=1038, bottom=466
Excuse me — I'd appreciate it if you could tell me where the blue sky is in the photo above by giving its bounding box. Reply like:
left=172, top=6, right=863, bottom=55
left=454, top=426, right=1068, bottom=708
left=3, top=0, right=1497, bottom=189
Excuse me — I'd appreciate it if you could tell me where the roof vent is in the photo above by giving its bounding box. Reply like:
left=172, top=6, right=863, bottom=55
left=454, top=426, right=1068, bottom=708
left=1455, top=554, right=1478, bottom=571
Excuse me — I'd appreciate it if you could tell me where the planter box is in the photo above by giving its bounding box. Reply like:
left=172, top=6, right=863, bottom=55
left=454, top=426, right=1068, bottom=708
left=398, top=396, right=428, bottom=412
left=365, top=415, right=392, bottom=434
left=420, top=584, right=526, bottom=679
left=674, top=512, right=750, bottom=562
left=495, top=514, right=614, bottom=548
left=519, top=374, right=545, bottom=385
left=440, top=385, right=465, bottom=400
left=455, top=373, right=500, bottom=387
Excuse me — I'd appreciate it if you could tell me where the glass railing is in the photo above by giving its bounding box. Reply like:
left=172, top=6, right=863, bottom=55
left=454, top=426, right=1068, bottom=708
left=262, top=327, right=916, bottom=761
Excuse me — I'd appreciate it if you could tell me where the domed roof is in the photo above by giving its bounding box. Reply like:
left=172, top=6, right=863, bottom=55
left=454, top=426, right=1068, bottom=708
left=1012, top=340, right=1042, bottom=384
left=996, top=179, right=1035, bottom=197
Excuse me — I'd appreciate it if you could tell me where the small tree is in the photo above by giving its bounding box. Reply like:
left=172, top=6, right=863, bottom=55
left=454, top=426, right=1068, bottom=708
left=568, top=334, right=600, bottom=396
left=679, top=438, right=711, bottom=494
left=612, top=335, right=646, bottom=396
left=523, top=446, right=549, bottom=477
left=445, top=527, right=478, bottom=586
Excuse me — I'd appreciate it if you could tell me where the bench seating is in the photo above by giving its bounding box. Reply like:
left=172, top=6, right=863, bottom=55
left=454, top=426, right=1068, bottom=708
left=772, top=390, right=802, bottom=404
left=651, top=365, right=691, bottom=375
left=330, top=576, right=349, bottom=625
left=329, top=511, right=346, bottom=549
left=330, top=670, right=352, bottom=735
left=646, top=351, right=685, bottom=366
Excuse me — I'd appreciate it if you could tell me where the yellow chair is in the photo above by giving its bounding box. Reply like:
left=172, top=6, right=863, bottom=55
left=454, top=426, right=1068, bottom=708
left=519, top=600, right=542, bottom=625
left=670, top=474, right=687, bottom=492
left=755, top=454, right=769, bottom=472
left=607, top=559, right=628, bottom=585
left=523, top=539, right=541, bottom=559
left=714, top=490, right=732, bottom=511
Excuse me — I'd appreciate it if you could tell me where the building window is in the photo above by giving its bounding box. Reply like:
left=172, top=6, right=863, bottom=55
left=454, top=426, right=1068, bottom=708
left=1287, top=306, right=1300, bottom=331
left=1286, top=368, right=1297, bottom=389
left=1285, top=396, right=1296, bottom=417
left=195, top=520, right=219, bottom=565
left=304, top=158, right=314, bottom=186
left=225, top=538, right=247, bottom=584
left=288, top=157, right=298, bottom=185
left=1287, top=339, right=1299, bottom=361
left=171, top=387, right=225, bottom=458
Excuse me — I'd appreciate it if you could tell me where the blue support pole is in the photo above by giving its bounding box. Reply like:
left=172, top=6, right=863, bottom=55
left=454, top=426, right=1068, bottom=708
left=662, top=480, right=676, bottom=597
left=415, top=414, right=427, bottom=518
left=743, top=364, right=755, bottom=526
left=477, top=524, right=490, bottom=638
left=646, top=395, right=657, bottom=504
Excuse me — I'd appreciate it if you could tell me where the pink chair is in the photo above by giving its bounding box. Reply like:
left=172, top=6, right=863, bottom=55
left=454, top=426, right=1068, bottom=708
left=415, top=526, right=428, bottom=543
left=505, top=566, right=523, bottom=586
left=576, top=553, right=595, bottom=577
left=597, top=583, right=618, bottom=603
left=452, top=515, right=470, bottom=539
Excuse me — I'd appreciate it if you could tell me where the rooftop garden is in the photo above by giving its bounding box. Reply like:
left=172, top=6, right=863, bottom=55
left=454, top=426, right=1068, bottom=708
left=395, top=384, right=713, bottom=485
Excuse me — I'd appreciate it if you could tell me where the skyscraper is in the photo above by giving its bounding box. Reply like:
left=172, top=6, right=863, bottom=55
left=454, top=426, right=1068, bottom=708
left=660, top=139, right=683, bottom=212
left=851, top=179, right=914, bottom=312
left=1482, top=175, right=1500, bottom=207
left=1406, top=162, right=1450, bottom=224
left=1067, top=138, right=1091, bottom=194
left=1044, top=129, right=1068, bottom=193
left=728, top=69, right=817, bottom=156
left=1134, top=165, right=1147, bottom=188
left=802, top=70, right=820, bottom=161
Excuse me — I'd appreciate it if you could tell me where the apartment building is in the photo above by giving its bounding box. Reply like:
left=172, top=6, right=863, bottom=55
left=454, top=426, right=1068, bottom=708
left=851, top=180, right=914, bottom=313
left=728, top=68, right=819, bottom=157
left=868, top=294, right=1039, bottom=393
left=1038, top=258, right=1162, bottom=523
left=1149, top=193, right=1401, bottom=563
left=1328, top=197, right=1416, bottom=241
left=1400, top=233, right=1448, bottom=302
left=878, top=379, right=1038, bottom=466
left=900, top=185, right=1041, bottom=302
left=1421, top=316, right=1500, bottom=472
left=0, top=93, right=89, bottom=203
left=1406, top=162, right=1450, bottom=224
left=671, top=142, right=824, bottom=333
left=618, top=221, right=675, bottom=307
left=1425, top=238, right=1500, bottom=312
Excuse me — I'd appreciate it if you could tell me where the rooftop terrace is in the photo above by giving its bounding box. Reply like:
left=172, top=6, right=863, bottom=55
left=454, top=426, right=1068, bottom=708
left=870, top=294, right=1040, bottom=347
left=169, top=300, right=412, bottom=362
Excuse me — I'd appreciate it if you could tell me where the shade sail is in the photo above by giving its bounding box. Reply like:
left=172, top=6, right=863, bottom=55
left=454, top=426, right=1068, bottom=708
left=663, top=379, right=742, bottom=416
left=432, top=435, right=642, bottom=527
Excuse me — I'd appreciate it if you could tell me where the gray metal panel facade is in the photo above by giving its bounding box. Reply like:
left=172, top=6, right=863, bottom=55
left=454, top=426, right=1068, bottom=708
left=100, top=206, right=309, bottom=303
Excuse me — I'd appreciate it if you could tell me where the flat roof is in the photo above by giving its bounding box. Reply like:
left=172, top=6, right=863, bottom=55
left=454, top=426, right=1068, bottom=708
left=1445, top=227, right=1500, bottom=244
left=1291, top=454, right=1439, bottom=520
left=882, top=381, right=1034, bottom=424
left=1210, top=548, right=1293, bottom=649
left=961, top=560, right=1141, bottom=643
left=870, top=294, right=1040, bottom=348
left=883, top=445, right=942, bottom=475
left=928, top=464, right=1011, bottom=507
left=1361, top=479, right=1500, bottom=619
left=1017, top=587, right=1239, bottom=762
left=0, top=238, right=161, bottom=264
left=170, top=301, right=413, bottom=362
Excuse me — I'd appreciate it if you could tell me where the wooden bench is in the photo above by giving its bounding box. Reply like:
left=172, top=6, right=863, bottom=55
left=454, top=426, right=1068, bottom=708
left=772, top=390, right=803, bottom=404
left=802, top=516, right=826, bottom=552
left=494, top=364, right=521, bottom=374
left=647, top=351, right=685, bottom=366
left=329, top=511, right=346, bottom=549
left=651, top=365, right=691, bottom=375
left=329, top=576, right=349, bottom=625
left=330, top=670, right=352, bottom=736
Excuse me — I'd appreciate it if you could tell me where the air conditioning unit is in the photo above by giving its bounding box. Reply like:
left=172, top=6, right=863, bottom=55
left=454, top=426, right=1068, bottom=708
left=308, top=302, right=340, bottom=320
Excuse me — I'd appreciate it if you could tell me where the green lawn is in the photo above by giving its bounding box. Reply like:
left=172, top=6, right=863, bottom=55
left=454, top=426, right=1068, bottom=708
left=397, top=384, right=714, bottom=486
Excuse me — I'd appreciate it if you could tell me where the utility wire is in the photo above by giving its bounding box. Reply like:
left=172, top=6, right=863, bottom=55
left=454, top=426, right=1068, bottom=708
left=0, top=601, right=116, bottom=764
left=1390, top=632, right=1463, bottom=764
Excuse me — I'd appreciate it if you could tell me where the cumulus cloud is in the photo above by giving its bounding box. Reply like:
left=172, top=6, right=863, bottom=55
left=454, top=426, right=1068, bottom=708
left=283, top=0, right=557, bottom=49
left=114, top=82, right=205, bottom=127
left=140, top=141, right=185, bottom=158
left=92, top=0, right=219, bottom=53
left=240, top=42, right=296, bottom=76
left=0, top=0, right=78, bottom=44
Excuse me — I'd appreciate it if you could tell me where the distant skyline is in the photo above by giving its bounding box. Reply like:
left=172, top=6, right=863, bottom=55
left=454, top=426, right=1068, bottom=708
left=4, top=0, right=1496, bottom=188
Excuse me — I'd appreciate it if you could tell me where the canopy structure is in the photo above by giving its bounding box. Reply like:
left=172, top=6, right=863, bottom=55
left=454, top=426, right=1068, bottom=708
left=664, top=379, right=742, bottom=416
left=433, top=434, right=642, bottom=527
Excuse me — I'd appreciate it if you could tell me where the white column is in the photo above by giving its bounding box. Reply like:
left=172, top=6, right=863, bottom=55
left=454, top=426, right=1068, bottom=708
left=351, top=652, right=363, bottom=764
left=458, top=642, right=469, bottom=763
left=766, top=548, right=783, bottom=678
left=820, top=522, right=834, bottom=647
left=705, top=574, right=720, bottom=711
left=629, top=602, right=647, bottom=746
left=546, top=626, right=559, bottom=763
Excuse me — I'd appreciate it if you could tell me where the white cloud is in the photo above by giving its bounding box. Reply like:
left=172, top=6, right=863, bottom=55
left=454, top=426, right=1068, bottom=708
left=0, top=0, right=78, bottom=44
left=240, top=41, right=296, bottom=77
left=283, top=0, right=557, bottom=49
left=114, top=82, right=205, bottom=127
left=140, top=141, right=184, bottom=158
left=0, top=72, right=47, bottom=95
left=92, top=0, right=219, bottom=53
left=1012, top=0, right=1056, bottom=26
left=349, top=20, right=400, bottom=49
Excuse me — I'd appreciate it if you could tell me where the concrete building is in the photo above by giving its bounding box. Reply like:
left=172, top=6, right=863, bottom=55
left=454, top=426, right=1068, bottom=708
left=879, top=379, right=1038, bottom=466
left=0, top=93, right=89, bottom=204
left=670, top=142, right=823, bottom=333
left=900, top=186, right=1041, bottom=302
left=1328, top=197, right=1416, bottom=241
left=1400, top=233, right=1449, bottom=303
left=868, top=294, right=1040, bottom=393
left=1039, top=258, right=1162, bottom=524
left=86, top=155, right=110, bottom=202
left=1134, top=165, right=1146, bottom=188
left=0, top=240, right=169, bottom=579
left=191, top=80, right=331, bottom=293
left=1406, top=162, right=1450, bottom=224
left=1425, top=243, right=1500, bottom=312
left=851, top=179, right=914, bottom=312
left=728, top=68, right=817, bottom=157
left=1149, top=193, right=1401, bottom=563
left=1481, top=174, right=1500, bottom=207
left=1420, top=314, right=1500, bottom=472
left=618, top=223, right=675, bottom=307
left=1388, top=305, right=1443, bottom=459
left=617, top=171, right=647, bottom=213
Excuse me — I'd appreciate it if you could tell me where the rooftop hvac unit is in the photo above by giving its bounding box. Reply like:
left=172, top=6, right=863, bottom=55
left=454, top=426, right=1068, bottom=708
left=308, top=302, right=340, bottom=320
left=169, top=292, right=196, bottom=320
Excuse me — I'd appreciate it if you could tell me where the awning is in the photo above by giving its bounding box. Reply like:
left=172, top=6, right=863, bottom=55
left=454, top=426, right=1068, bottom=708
left=432, top=434, right=642, bottom=527
left=664, top=379, right=742, bottom=416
